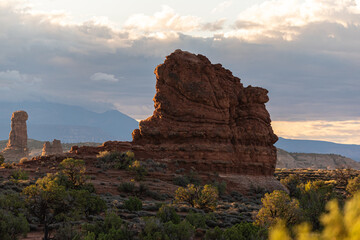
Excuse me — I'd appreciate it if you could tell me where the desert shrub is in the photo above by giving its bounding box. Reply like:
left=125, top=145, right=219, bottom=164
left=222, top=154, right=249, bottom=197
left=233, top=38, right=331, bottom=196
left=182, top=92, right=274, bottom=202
left=118, top=182, right=135, bottom=193
left=173, top=170, right=201, bottom=187
left=69, top=190, right=106, bottom=218
left=280, top=174, right=301, bottom=198
left=23, top=173, right=105, bottom=240
left=53, top=223, right=81, bottom=240
left=0, top=154, right=5, bottom=165
left=138, top=183, right=149, bottom=195
left=185, top=211, right=211, bottom=229
left=0, top=210, right=29, bottom=240
left=196, top=185, right=219, bottom=211
left=175, top=184, right=218, bottom=211
left=213, top=181, right=227, bottom=196
left=10, top=169, right=29, bottom=180
left=59, top=158, right=86, bottom=187
left=141, top=217, right=195, bottom=240
left=255, top=190, right=302, bottom=228
left=22, top=173, right=67, bottom=240
left=1, top=162, right=13, bottom=169
left=204, top=226, right=224, bottom=240
left=82, top=212, right=132, bottom=240
left=0, top=193, right=29, bottom=240
left=298, top=180, right=338, bottom=230
left=270, top=192, right=360, bottom=240
left=157, top=205, right=180, bottom=224
left=173, top=176, right=190, bottom=187
left=124, top=196, right=142, bottom=211
left=223, top=222, right=268, bottom=240
left=346, top=176, right=360, bottom=197
left=97, top=151, right=135, bottom=170
left=129, top=160, right=148, bottom=181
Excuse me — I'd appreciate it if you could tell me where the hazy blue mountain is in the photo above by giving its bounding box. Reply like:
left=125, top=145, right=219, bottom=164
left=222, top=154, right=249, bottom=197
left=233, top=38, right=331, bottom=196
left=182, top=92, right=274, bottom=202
left=0, top=101, right=139, bottom=142
left=275, top=137, right=360, bottom=162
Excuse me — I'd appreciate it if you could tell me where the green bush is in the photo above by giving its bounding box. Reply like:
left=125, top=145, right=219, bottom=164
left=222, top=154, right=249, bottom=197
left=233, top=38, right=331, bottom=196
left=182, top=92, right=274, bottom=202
left=174, top=184, right=218, bottom=211
left=124, top=196, right=142, bottom=212
left=204, top=226, right=224, bottom=240
left=82, top=212, right=132, bottom=240
left=298, top=180, right=338, bottom=230
left=0, top=193, right=29, bottom=240
left=346, top=176, right=360, bottom=197
left=213, top=181, right=227, bottom=196
left=280, top=174, right=301, bottom=198
left=255, top=190, right=302, bottom=228
left=156, top=205, right=180, bottom=224
left=185, top=211, right=208, bottom=229
left=10, top=169, right=29, bottom=180
left=97, top=151, right=135, bottom=170
left=53, top=223, right=81, bottom=240
left=59, top=158, right=86, bottom=187
left=69, top=190, right=106, bottom=218
left=129, top=160, right=148, bottom=181
left=118, top=182, right=136, bottom=193
left=0, top=210, right=29, bottom=240
left=141, top=217, right=194, bottom=240
left=223, top=222, right=268, bottom=240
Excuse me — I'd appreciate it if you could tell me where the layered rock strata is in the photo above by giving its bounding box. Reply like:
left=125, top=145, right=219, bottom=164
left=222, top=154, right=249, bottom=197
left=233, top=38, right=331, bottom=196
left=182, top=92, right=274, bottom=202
left=1, top=111, right=29, bottom=162
left=41, top=139, right=63, bottom=156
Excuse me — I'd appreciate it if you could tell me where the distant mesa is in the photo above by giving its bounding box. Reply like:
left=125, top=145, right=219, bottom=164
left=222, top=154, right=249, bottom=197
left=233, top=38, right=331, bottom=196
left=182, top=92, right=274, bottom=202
left=41, top=139, right=63, bottom=156
left=0, top=111, right=29, bottom=162
left=70, top=49, right=284, bottom=192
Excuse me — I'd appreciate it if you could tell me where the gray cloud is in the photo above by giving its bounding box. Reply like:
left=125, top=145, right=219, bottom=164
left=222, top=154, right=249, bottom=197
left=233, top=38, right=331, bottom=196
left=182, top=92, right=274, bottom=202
left=0, top=2, right=359, bottom=122
left=90, top=72, right=119, bottom=82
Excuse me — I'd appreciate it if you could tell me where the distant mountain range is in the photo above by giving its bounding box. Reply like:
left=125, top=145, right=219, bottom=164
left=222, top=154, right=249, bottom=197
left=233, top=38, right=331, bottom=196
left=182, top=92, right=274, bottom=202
left=275, top=137, right=360, bottom=162
left=0, top=101, right=139, bottom=142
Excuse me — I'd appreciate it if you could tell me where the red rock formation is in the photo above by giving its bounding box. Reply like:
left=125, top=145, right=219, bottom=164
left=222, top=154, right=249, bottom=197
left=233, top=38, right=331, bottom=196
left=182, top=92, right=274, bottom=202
left=1, top=111, right=29, bottom=162
left=69, top=50, right=284, bottom=191
left=132, top=50, right=278, bottom=175
left=41, top=139, right=63, bottom=156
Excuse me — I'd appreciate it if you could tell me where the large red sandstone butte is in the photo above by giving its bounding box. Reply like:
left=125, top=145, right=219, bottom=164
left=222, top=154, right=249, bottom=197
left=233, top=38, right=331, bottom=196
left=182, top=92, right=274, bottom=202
left=70, top=50, right=284, bottom=191
left=132, top=49, right=278, bottom=175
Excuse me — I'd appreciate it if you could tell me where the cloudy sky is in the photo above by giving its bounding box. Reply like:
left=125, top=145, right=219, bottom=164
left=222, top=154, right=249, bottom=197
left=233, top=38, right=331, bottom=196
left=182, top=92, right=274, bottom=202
left=1, top=0, right=360, bottom=144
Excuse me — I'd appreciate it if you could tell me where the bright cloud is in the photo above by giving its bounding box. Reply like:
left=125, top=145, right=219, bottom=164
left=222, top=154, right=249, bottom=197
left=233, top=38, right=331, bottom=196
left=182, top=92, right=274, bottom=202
left=227, top=0, right=360, bottom=41
left=90, top=72, right=119, bottom=82
left=211, top=1, right=233, bottom=13
left=124, top=6, right=201, bottom=33
left=273, top=120, right=360, bottom=144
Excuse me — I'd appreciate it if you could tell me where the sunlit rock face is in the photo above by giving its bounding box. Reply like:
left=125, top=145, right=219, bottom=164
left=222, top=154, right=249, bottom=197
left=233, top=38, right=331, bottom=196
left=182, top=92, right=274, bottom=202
left=132, top=49, right=278, bottom=175
left=1, top=111, right=29, bottom=162
left=42, top=139, right=63, bottom=156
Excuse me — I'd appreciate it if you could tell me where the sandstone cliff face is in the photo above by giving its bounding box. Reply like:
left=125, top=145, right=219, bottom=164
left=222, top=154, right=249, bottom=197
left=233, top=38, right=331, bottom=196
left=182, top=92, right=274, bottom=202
left=1, top=111, right=29, bottom=162
left=132, top=50, right=278, bottom=175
